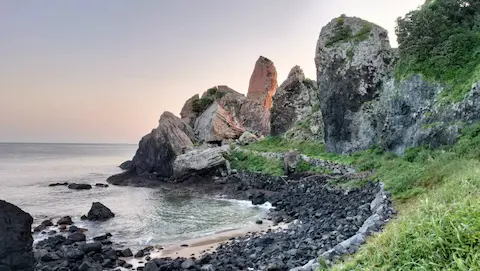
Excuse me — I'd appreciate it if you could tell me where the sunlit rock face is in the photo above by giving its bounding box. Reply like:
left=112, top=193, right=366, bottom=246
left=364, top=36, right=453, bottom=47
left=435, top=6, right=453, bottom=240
left=247, top=56, right=278, bottom=110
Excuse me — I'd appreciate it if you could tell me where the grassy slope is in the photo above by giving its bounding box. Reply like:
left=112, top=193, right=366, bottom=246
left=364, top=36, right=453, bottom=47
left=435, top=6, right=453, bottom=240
left=236, top=123, right=480, bottom=270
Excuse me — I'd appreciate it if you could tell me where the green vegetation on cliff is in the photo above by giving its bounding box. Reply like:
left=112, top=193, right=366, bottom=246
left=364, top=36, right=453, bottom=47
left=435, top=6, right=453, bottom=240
left=325, top=15, right=373, bottom=47
left=395, top=0, right=480, bottom=101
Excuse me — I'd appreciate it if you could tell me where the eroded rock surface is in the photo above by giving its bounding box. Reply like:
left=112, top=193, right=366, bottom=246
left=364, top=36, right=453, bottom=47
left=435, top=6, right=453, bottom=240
left=131, top=111, right=195, bottom=177
left=247, top=56, right=278, bottom=110
left=271, top=66, right=323, bottom=141
left=180, top=94, right=200, bottom=127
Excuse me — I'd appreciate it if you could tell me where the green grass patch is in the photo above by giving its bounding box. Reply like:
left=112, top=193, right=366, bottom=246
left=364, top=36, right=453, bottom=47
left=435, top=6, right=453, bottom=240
left=225, top=150, right=284, bottom=176
left=325, top=15, right=373, bottom=47
left=244, top=137, right=354, bottom=164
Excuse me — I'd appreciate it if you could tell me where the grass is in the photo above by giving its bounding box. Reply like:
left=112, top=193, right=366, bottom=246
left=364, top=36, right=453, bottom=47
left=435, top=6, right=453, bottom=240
left=237, top=124, right=480, bottom=270
left=324, top=16, right=373, bottom=48
left=243, top=137, right=354, bottom=164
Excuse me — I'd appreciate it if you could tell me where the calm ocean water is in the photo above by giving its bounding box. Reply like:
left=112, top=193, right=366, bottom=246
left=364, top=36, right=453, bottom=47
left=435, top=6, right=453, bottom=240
left=0, top=143, right=265, bottom=250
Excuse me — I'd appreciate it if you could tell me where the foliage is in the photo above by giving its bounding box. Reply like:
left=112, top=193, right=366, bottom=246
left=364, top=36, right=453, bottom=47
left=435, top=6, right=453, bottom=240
left=325, top=14, right=373, bottom=47
left=192, top=96, right=214, bottom=114
left=395, top=0, right=480, bottom=101
left=225, top=150, right=284, bottom=176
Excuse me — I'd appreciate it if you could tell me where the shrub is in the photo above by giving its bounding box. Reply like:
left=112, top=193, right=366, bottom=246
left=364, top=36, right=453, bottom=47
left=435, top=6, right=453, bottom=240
left=395, top=0, right=480, bottom=101
left=192, top=96, right=214, bottom=114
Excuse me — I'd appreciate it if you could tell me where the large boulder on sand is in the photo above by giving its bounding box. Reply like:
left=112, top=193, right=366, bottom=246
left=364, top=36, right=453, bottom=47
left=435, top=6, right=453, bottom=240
left=247, top=56, right=278, bottom=110
left=172, top=146, right=229, bottom=178
left=315, top=16, right=395, bottom=153
left=180, top=94, right=200, bottom=127
left=87, top=202, right=115, bottom=221
left=194, top=86, right=270, bottom=143
left=271, top=66, right=324, bottom=141
left=0, top=200, right=35, bottom=271
left=131, top=111, right=195, bottom=177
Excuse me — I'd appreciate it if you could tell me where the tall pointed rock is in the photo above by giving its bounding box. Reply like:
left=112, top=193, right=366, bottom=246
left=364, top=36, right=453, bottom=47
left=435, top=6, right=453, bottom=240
left=247, top=56, right=278, bottom=110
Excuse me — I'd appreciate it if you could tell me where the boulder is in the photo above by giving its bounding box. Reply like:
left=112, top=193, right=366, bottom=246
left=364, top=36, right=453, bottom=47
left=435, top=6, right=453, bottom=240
left=119, top=160, right=133, bottom=170
left=284, top=150, right=301, bottom=175
left=68, top=183, right=92, bottom=190
left=173, top=146, right=229, bottom=178
left=87, top=202, right=115, bottom=221
left=315, top=16, right=395, bottom=153
left=194, top=87, right=270, bottom=143
left=0, top=200, right=35, bottom=271
left=180, top=94, right=200, bottom=127
left=237, top=131, right=259, bottom=145
left=247, top=56, right=278, bottom=110
left=57, top=216, right=73, bottom=225
left=131, top=111, right=195, bottom=177
left=33, top=220, right=54, bottom=232
left=270, top=66, right=324, bottom=141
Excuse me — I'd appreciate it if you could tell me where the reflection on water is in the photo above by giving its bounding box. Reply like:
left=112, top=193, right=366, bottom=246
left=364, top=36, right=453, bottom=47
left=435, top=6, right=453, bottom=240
left=0, top=143, right=265, bottom=250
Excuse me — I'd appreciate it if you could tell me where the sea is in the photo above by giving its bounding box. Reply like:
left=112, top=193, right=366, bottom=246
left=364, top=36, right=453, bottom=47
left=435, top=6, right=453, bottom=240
left=0, top=143, right=266, bottom=251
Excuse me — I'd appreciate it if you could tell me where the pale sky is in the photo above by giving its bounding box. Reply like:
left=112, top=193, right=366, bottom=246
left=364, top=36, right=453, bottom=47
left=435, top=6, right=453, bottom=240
left=0, top=0, right=424, bottom=144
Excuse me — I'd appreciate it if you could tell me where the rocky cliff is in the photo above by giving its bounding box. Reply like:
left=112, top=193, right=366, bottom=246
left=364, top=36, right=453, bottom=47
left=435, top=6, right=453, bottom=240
left=247, top=56, right=278, bottom=110
left=315, top=15, right=480, bottom=154
left=270, top=66, right=323, bottom=141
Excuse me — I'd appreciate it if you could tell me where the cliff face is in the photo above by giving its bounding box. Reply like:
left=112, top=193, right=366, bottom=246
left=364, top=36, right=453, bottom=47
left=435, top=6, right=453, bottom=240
left=315, top=16, right=480, bottom=154
left=270, top=66, right=323, bottom=141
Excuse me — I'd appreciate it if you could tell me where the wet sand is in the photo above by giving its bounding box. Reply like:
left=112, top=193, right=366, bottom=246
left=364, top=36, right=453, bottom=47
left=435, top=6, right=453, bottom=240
left=125, top=220, right=289, bottom=267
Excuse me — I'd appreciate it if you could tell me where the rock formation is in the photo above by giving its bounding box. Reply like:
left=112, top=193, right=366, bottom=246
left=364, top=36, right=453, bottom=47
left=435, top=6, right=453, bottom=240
left=172, top=146, right=229, bottom=178
left=247, top=56, right=278, bottom=110
left=194, top=86, right=270, bottom=143
left=180, top=94, right=200, bottom=127
left=270, top=66, right=324, bottom=141
left=131, top=111, right=195, bottom=177
left=87, top=202, right=115, bottom=221
left=315, top=16, right=395, bottom=153
left=315, top=15, right=480, bottom=154
left=0, top=200, right=34, bottom=271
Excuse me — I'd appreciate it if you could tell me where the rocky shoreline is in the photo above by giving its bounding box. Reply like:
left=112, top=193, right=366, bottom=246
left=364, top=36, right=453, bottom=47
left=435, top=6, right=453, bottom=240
left=15, top=170, right=394, bottom=271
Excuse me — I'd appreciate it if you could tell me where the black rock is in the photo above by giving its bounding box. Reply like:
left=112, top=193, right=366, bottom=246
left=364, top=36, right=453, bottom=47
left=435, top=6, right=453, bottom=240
left=181, top=258, right=196, bottom=269
left=0, top=200, right=35, bottom=271
left=121, top=248, right=133, bottom=257
left=249, top=191, right=267, bottom=205
left=134, top=250, right=144, bottom=258
left=66, top=232, right=86, bottom=243
left=78, top=261, right=92, bottom=271
left=95, top=183, right=109, bottom=188
left=68, top=183, right=92, bottom=190
left=180, top=244, right=189, bottom=247
left=81, top=242, right=102, bottom=253
left=93, top=234, right=110, bottom=241
left=255, top=219, right=263, bottom=225
left=57, top=216, right=73, bottom=225
left=48, top=182, right=69, bottom=187
left=68, top=225, right=79, bottom=232
left=119, top=160, right=133, bottom=170
left=87, top=202, right=115, bottom=221
left=80, top=215, right=88, bottom=220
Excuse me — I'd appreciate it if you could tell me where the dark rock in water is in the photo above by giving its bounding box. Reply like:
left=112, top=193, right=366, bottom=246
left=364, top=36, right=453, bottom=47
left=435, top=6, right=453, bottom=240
left=68, top=225, right=79, bottom=233
left=255, top=219, right=263, bottom=225
left=68, top=183, right=92, bottom=190
left=121, top=248, right=133, bottom=257
left=93, top=234, right=110, bottom=241
left=0, top=200, right=35, bottom=271
left=95, top=183, right=109, bottom=188
left=119, top=160, right=133, bottom=170
left=33, top=219, right=54, bottom=232
left=134, top=250, right=144, bottom=258
left=80, top=215, right=88, bottom=220
left=66, top=232, right=86, bottom=243
left=57, top=216, right=73, bottom=225
left=249, top=191, right=266, bottom=205
left=87, top=202, right=115, bottom=221
left=180, top=244, right=189, bottom=247
left=48, top=182, right=68, bottom=187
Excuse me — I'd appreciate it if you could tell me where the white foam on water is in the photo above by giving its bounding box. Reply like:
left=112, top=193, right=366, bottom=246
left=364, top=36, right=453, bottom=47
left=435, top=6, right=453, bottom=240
left=217, top=198, right=274, bottom=211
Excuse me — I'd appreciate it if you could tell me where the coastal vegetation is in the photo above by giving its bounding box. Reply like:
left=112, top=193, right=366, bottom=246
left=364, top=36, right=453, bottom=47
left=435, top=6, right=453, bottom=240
left=394, top=0, right=480, bottom=102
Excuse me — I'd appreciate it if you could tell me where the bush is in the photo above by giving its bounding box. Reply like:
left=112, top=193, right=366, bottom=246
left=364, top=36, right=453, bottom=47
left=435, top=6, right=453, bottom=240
left=192, top=96, right=214, bottom=114
left=395, top=0, right=480, bottom=101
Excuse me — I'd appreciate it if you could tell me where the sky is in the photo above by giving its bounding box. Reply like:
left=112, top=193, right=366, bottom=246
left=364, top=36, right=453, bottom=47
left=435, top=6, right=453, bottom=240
left=0, top=0, right=424, bottom=144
